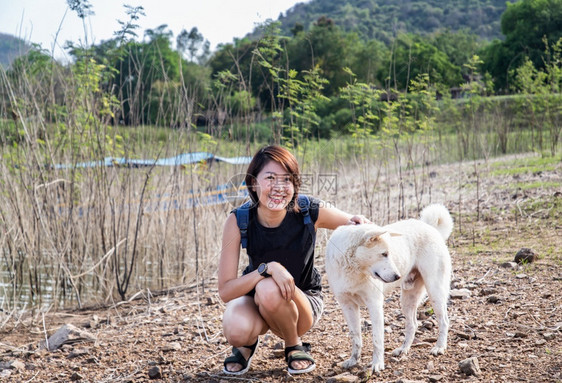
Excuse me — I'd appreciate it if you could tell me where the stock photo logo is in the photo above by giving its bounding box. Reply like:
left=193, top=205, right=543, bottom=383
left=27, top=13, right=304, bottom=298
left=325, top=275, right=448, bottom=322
left=300, top=173, right=338, bottom=196
left=223, top=173, right=253, bottom=208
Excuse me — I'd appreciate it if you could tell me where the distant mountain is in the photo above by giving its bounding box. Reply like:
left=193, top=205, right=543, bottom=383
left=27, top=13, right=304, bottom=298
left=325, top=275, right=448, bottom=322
left=0, top=33, right=31, bottom=68
left=276, top=0, right=511, bottom=42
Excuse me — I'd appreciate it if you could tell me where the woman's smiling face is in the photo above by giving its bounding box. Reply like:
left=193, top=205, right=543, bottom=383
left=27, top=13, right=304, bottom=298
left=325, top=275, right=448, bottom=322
left=253, top=160, right=295, bottom=211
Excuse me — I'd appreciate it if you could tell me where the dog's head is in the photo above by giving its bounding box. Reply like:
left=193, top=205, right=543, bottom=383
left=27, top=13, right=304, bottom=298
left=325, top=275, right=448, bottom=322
left=355, top=228, right=402, bottom=283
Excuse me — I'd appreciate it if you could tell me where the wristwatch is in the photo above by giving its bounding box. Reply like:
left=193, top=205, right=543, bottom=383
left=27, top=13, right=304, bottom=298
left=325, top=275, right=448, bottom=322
left=257, top=262, right=271, bottom=277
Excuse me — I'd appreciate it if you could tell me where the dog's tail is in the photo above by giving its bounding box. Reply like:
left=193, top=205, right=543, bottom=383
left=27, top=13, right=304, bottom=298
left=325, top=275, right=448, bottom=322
left=420, top=204, right=453, bottom=241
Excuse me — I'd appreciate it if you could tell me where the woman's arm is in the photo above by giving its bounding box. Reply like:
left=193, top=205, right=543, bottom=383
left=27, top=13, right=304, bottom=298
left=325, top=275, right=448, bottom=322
left=315, top=201, right=371, bottom=230
left=218, top=213, right=264, bottom=303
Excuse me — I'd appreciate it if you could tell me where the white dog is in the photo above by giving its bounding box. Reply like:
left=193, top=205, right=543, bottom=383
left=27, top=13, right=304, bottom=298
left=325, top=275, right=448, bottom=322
left=325, top=204, right=453, bottom=373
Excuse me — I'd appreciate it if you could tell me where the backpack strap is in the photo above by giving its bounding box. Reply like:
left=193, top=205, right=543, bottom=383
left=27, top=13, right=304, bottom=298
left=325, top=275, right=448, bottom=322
left=235, top=200, right=252, bottom=249
left=297, top=195, right=316, bottom=239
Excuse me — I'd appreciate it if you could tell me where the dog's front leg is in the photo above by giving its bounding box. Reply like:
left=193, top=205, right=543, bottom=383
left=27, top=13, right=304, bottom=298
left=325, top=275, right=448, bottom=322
left=338, top=298, right=362, bottom=369
left=365, top=294, right=385, bottom=373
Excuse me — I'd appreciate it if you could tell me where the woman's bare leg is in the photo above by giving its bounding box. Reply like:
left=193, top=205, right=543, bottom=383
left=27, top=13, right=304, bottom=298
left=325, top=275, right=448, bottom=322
left=222, top=295, right=269, bottom=372
left=254, top=278, right=315, bottom=371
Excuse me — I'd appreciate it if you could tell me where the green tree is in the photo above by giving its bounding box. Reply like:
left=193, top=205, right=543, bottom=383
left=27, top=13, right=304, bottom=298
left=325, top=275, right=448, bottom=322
left=340, top=67, right=383, bottom=140
left=513, top=38, right=562, bottom=155
left=277, top=0, right=508, bottom=43
left=286, top=17, right=358, bottom=96
left=177, top=27, right=210, bottom=64
left=277, top=66, right=329, bottom=146
left=5, top=46, right=62, bottom=130
left=380, top=34, right=462, bottom=91
left=349, top=39, right=388, bottom=85
left=481, top=0, right=562, bottom=91
left=114, top=4, right=145, bottom=43
left=430, top=29, right=482, bottom=78
left=208, top=32, right=276, bottom=114
left=86, top=23, right=210, bottom=127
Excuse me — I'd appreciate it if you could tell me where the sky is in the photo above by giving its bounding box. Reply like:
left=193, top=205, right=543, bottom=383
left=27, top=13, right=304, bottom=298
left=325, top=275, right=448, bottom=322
left=0, top=0, right=308, bottom=60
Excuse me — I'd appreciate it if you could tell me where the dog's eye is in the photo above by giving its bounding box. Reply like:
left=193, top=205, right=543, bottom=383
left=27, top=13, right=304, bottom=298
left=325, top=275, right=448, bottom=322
left=382, top=252, right=388, bottom=257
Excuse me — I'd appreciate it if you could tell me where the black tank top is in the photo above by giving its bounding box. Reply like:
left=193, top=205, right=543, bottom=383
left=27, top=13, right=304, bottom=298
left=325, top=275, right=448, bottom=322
left=237, top=196, right=321, bottom=293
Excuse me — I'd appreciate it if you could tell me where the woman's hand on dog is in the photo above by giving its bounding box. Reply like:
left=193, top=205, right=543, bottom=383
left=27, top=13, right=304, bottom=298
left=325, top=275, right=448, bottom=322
left=348, top=215, right=371, bottom=225
left=268, top=262, right=296, bottom=301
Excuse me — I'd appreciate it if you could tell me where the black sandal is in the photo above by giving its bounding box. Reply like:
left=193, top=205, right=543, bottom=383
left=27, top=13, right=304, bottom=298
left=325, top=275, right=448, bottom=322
left=284, top=342, right=316, bottom=374
left=223, top=338, right=259, bottom=375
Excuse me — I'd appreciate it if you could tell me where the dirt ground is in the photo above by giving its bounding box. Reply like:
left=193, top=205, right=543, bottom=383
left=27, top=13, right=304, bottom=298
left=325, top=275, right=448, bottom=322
left=1, top=153, right=561, bottom=382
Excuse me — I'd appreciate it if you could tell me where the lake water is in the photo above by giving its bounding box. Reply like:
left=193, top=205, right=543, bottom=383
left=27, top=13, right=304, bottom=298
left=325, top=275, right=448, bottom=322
left=0, top=259, right=186, bottom=312
left=1, top=263, right=88, bottom=311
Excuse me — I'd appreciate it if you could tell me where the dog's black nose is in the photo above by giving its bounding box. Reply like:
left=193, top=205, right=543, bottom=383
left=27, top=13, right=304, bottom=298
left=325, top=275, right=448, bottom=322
left=392, top=273, right=401, bottom=281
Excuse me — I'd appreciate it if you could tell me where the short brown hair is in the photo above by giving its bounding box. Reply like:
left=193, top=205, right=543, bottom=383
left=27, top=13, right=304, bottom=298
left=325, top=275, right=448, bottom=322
left=245, top=145, right=301, bottom=211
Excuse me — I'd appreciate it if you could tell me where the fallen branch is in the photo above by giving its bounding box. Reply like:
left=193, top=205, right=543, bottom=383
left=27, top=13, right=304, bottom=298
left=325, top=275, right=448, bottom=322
left=476, top=268, right=493, bottom=283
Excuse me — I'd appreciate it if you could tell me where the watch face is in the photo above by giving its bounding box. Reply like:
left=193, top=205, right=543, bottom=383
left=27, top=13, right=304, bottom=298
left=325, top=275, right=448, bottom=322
left=258, top=263, right=266, bottom=274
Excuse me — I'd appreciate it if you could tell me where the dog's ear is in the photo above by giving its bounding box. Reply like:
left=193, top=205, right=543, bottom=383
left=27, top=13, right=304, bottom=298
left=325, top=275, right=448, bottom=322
left=362, top=229, right=387, bottom=247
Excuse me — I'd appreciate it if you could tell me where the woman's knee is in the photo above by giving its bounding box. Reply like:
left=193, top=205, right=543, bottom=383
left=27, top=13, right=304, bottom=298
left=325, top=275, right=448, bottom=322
left=222, top=298, right=261, bottom=346
left=254, top=279, right=284, bottom=312
left=223, top=319, right=254, bottom=346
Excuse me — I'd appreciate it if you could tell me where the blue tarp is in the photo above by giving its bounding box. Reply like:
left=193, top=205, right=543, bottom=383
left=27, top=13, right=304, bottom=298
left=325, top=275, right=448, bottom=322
left=54, top=152, right=252, bottom=169
left=58, top=181, right=249, bottom=216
